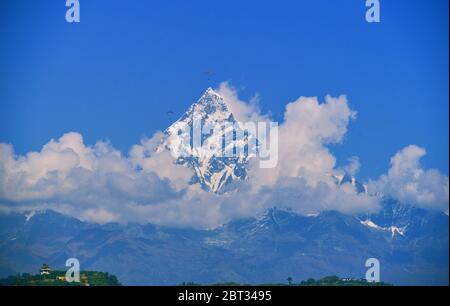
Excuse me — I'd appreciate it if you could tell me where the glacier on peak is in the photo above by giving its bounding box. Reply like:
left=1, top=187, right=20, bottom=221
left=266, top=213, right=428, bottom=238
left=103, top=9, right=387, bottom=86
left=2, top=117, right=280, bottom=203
left=360, top=219, right=408, bottom=238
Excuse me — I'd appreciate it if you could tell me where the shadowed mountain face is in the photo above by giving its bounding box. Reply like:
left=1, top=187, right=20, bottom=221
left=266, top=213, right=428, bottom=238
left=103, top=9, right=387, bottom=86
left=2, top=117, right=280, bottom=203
left=0, top=202, right=447, bottom=285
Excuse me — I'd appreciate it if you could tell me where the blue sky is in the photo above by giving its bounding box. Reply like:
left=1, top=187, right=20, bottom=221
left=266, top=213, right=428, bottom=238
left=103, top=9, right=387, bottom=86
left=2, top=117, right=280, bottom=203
left=0, top=0, right=448, bottom=181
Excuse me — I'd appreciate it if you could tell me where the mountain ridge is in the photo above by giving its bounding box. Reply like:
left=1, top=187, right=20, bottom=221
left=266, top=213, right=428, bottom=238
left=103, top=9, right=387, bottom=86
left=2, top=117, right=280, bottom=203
left=0, top=202, right=447, bottom=285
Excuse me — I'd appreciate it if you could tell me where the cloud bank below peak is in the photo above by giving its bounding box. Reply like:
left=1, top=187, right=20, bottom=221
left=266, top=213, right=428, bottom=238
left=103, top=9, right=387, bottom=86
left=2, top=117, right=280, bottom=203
left=369, top=145, right=449, bottom=211
left=0, top=83, right=448, bottom=227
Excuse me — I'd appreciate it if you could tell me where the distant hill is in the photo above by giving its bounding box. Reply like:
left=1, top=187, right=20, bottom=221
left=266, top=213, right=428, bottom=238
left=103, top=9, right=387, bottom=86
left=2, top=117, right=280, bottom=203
left=0, top=270, right=121, bottom=286
left=0, top=206, right=447, bottom=285
left=181, top=276, right=392, bottom=286
left=295, top=276, right=392, bottom=286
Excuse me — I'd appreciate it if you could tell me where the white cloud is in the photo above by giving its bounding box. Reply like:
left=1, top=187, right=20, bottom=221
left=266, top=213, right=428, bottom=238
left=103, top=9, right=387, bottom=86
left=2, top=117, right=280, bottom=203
left=260, top=176, right=379, bottom=216
left=1, top=86, right=446, bottom=228
left=216, top=82, right=269, bottom=124
left=368, top=145, right=449, bottom=211
left=339, top=156, right=361, bottom=176
left=248, top=95, right=357, bottom=189
left=0, top=132, right=188, bottom=224
left=82, top=207, right=119, bottom=224
left=129, top=132, right=193, bottom=190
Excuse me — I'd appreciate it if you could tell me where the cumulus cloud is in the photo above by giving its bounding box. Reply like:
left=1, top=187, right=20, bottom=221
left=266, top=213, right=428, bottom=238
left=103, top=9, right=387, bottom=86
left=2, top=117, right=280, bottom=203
left=0, top=132, right=189, bottom=224
left=0, top=90, right=378, bottom=227
left=1, top=85, right=446, bottom=228
left=216, top=82, right=270, bottom=124
left=261, top=177, right=379, bottom=215
left=369, top=145, right=449, bottom=211
left=248, top=95, right=357, bottom=189
left=129, top=132, right=192, bottom=190
left=339, top=156, right=361, bottom=177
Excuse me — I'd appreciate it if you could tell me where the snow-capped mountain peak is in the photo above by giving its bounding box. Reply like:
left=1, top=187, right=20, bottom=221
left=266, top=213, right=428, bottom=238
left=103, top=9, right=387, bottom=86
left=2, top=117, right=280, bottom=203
left=160, top=88, right=254, bottom=193
left=184, top=87, right=231, bottom=120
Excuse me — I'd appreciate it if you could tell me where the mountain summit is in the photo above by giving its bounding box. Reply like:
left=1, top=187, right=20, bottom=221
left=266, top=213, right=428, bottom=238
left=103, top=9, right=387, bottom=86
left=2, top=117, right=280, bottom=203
left=160, top=88, right=253, bottom=192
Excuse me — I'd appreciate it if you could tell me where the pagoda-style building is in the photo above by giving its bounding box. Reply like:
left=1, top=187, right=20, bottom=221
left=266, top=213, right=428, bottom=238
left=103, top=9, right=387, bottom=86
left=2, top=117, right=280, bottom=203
left=40, top=264, right=51, bottom=275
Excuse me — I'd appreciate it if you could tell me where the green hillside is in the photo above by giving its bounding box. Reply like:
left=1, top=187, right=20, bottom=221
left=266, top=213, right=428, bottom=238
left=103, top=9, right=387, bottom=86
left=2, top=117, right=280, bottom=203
left=0, top=270, right=121, bottom=286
